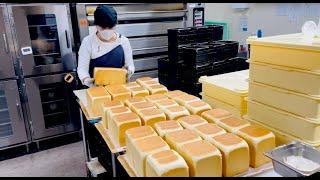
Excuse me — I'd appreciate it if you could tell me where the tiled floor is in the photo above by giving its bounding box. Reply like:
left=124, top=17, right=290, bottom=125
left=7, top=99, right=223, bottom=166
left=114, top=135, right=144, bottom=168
left=0, top=141, right=86, bottom=177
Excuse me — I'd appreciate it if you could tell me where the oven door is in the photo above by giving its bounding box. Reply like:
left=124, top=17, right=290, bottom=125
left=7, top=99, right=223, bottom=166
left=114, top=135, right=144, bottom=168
left=0, top=5, right=16, bottom=80
left=0, top=80, right=28, bottom=148
left=8, top=4, right=76, bottom=76
left=24, top=72, right=80, bottom=140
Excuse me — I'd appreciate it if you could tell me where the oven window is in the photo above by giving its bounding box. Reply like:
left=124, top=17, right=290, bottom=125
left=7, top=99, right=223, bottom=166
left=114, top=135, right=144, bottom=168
left=0, top=90, right=13, bottom=138
left=39, top=83, right=69, bottom=128
left=27, top=14, right=61, bottom=66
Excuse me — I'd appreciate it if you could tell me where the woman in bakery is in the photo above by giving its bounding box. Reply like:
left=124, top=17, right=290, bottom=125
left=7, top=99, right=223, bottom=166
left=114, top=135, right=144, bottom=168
left=77, top=5, right=135, bottom=87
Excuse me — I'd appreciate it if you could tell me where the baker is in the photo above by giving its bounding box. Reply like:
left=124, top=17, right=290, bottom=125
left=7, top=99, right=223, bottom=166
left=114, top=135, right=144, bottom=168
left=77, top=5, right=135, bottom=87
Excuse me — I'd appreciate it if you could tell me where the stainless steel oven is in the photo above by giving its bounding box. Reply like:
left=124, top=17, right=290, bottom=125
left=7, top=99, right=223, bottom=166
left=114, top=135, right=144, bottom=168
left=23, top=72, right=80, bottom=140
left=0, top=5, right=16, bottom=80
left=0, top=80, right=28, bottom=148
left=7, top=3, right=77, bottom=77
left=73, top=3, right=202, bottom=81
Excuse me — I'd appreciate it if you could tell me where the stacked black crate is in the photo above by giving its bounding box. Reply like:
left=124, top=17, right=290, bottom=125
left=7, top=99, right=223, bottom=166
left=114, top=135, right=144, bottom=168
left=178, top=44, right=214, bottom=97
left=162, top=25, right=227, bottom=96
left=160, top=27, right=196, bottom=90
left=178, top=25, right=224, bottom=97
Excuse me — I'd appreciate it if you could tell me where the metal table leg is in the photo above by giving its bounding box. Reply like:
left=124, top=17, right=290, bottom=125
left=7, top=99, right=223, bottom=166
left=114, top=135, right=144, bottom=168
left=80, top=107, right=89, bottom=162
left=111, top=153, right=117, bottom=177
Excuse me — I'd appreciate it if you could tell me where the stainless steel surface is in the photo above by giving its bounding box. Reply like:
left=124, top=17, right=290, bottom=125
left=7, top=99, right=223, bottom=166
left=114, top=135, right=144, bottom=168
left=87, top=10, right=186, bottom=22
left=0, top=80, right=28, bottom=148
left=134, top=56, right=163, bottom=71
left=2, top=33, right=9, bottom=53
left=89, top=21, right=185, bottom=37
left=130, top=36, right=167, bottom=51
left=130, top=70, right=158, bottom=82
left=24, top=72, right=80, bottom=140
left=85, top=3, right=185, bottom=15
left=0, top=6, right=16, bottom=80
left=130, top=36, right=168, bottom=55
left=265, top=141, right=320, bottom=177
left=7, top=3, right=77, bottom=76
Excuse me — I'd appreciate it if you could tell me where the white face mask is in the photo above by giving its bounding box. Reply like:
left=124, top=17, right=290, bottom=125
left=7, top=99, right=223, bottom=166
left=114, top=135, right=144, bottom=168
left=99, top=29, right=115, bottom=41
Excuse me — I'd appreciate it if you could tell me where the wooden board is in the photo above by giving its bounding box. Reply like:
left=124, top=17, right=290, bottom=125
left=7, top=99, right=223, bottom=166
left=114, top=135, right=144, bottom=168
left=95, top=122, right=126, bottom=154
left=73, top=89, right=101, bottom=121
left=117, top=153, right=275, bottom=177
left=117, top=154, right=137, bottom=177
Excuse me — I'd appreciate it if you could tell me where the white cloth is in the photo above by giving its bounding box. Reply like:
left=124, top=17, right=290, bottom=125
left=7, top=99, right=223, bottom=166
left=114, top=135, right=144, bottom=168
left=77, top=32, right=135, bottom=84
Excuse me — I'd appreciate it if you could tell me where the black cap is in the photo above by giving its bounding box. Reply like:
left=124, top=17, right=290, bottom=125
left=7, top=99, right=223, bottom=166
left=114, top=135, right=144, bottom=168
left=94, top=5, right=117, bottom=29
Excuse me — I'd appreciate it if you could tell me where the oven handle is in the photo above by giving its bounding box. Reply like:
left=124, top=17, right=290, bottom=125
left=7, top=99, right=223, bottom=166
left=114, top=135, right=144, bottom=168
left=16, top=102, right=24, bottom=121
left=2, top=33, right=9, bottom=53
left=65, top=30, right=70, bottom=48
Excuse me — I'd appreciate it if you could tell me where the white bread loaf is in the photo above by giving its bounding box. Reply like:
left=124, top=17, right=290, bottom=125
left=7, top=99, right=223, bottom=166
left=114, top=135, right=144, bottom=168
left=201, top=108, right=232, bottom=123
left=131, top=136, right=170, bottom=177
left=137, top=108, right=166, bottom=128
left=209, top=133, right=250, bottom=177
left=109, top=112, right=141, bottom=147
left=101, top=100, right=124, bottom=129
left=184, top=100, right=212, bottom=115
left=235, top=125, right=275, bottom=168
left=146, top=149, right=189, bottom=177
left=154, top=120, right=183, bottom=138
left=177, top=115, right=208, bottom=130
left=194, top=123, right=226, bottom=140
left=105, top=85, right=131, bottom=102
left=216, top=117, right=250, bottom=133
left=86, top=87, right=111, bottom=116
left=125, top=126, right=158, bottom=169
left=180, top=140, right=222, bottom=177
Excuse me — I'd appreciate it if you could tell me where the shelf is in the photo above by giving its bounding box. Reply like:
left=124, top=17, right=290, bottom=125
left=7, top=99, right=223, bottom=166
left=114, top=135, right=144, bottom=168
left=31, top=38, right=58, bottom=41
left=28, top=24, right=57, bottom=27
left=0, top=108, right=9, bottom=113
left=43, top=111, right=67, bottom=117
left=33, top=53, right=60, bottom=57
left=41, top=99, right=65, bottom=105
left=0, top=122, right=11, bottom=127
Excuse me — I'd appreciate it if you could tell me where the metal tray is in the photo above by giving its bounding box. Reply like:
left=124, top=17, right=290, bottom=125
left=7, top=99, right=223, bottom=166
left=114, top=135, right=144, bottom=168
left=265, top=141, right=320, bottom=177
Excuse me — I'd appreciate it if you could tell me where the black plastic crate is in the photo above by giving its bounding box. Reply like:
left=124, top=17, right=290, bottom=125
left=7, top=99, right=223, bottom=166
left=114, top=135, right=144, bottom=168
left=207, top=25, right=224, bottom=41
left=218, top=40, right=239, bottom=60
left=200, top=41, right=228, bottom=63
left=182, top=44, right=214, bottom=66
left=168, top=45, right=187, bottom=64
left=179, top=81, right=202, bottom=97
left=210, top=60, right=233, bottom=75
left=168, top=27, right=196, bottom=47
left=158, top=57, right=183, bottom=76
left=179, top=62, right=213, bottom=78
left=228, top=57, right=249, bottom=71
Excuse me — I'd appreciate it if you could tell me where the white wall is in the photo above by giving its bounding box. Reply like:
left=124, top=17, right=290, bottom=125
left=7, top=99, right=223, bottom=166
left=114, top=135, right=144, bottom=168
left=205, top=3, right=320, bottom=48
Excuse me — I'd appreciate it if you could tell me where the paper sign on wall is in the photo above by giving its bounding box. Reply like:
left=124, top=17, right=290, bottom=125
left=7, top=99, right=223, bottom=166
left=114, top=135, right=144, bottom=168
left=239, top=15, right=248, bottom=32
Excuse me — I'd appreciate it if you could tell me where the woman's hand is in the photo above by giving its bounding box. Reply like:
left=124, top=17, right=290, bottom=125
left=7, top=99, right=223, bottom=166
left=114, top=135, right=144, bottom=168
left=83, top=77, right=95, bottom=88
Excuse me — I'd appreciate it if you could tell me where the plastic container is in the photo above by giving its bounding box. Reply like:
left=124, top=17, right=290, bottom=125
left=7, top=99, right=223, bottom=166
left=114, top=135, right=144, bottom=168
left=243, top=115, right=320, bottom=150
left=249, top=61, right=320, bottom=97
left=202, top=94, right=247, bottom=119
left=249, top=81, right=320, bottom=121
left=199, top=70, right=249, bottom=110
left=179, top=62, right=213, bottom=82
left=218, top=40, right=239, bottom=60
left=182, top=44, right=214, bottom=65
left=247, top=33, right=320, bottom=72
left=247, top=99, right=320, bottom=144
